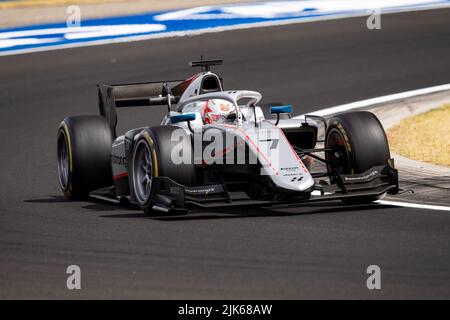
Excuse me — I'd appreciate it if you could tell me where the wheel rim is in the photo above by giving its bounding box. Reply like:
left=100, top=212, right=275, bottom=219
left=326, top=128, right=351, bottom=175
left=57, top=130, right=70, bottom=190
left=133, top=139, right=153, bottom=204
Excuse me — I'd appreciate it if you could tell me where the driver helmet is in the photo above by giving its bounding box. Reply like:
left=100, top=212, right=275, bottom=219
left=202, top=99, right=235, bottom=124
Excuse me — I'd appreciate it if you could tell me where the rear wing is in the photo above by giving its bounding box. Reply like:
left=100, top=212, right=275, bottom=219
left=97, top=80, right=185, bottom=138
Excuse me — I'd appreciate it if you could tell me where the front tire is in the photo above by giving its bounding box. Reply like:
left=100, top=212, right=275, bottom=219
left=325, top=111, right=390, bottom=204
left=131, top=126, right=195, bottom=215
left=57, top=115, right=113, bottom=200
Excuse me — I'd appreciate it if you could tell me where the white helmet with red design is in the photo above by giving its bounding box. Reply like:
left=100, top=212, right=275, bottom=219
left=201, top=99, right=236, bottom=124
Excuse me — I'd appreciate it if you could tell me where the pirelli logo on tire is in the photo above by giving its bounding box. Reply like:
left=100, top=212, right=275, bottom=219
left=60, top=121, right=73, bottom=198
left=143, top=131, right=159, bottom=177
left=334, top=122, right=352, bottom=152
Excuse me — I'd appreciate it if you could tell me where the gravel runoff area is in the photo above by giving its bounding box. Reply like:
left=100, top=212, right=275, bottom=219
left=387, top=104, right=450, bottom=167
left=0, top=0, right=260, bottom=28
left=366, top=90, right=450, bottom=206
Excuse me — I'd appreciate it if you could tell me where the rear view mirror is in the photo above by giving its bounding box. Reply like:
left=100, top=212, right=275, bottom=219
left=170, top=113, right=196, bottom=124
left=270, top=105, right=292, bottom=114
left=270, top=105, right=292, bottom=125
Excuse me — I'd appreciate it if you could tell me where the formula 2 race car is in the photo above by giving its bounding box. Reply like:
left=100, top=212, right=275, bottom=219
left=57, top=59, right=399, bottom=214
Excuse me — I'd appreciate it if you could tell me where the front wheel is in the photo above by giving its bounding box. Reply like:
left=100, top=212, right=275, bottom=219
left=131, top=136, right=155, bottom=208
left=325, top=111, right=390, bottom=204
left=131, top=126, right=195, bottom=215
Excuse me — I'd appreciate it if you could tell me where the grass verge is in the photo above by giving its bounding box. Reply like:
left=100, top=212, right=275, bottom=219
left=0, top=0, right=121, bottom=9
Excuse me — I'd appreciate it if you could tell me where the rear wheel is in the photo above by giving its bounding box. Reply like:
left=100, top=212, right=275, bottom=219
left=325, top=111, right=390, bottom=204
left=57, top=115, right=113, bottom=200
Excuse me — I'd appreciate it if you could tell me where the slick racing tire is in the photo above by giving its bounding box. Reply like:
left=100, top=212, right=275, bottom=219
left=131, top=126, right=195, bottom=215
left=325, top=111, right=390, bottom=204
left=57, top=115, right=113, bottom=200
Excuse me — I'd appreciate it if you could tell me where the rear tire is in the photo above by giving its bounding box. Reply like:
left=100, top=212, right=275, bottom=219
left=57, top=115, right=113, bottom=200
left=325, top=111, right=390, bottom=204
left=131, top=126, right=195, bottom=215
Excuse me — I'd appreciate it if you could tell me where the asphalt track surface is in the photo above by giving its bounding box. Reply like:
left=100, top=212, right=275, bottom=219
left=1, top=9, right=450, bottom=299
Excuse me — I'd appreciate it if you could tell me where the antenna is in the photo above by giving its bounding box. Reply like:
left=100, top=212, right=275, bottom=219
left=189, top=56, right=223, bottom=72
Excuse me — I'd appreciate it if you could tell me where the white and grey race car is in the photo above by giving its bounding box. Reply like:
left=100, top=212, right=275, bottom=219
left=57, top=59, right=399, bottom=214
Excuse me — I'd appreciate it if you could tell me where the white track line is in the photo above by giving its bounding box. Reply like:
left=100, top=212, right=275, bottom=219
left=377, top=200, right=450, bottom=212
left=294, top=83, right=450, bottom=117
left=295, top=84, right=450, bottom=212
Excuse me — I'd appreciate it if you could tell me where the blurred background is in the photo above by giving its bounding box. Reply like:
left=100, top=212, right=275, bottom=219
left=0, top=0, right=261, bottom=28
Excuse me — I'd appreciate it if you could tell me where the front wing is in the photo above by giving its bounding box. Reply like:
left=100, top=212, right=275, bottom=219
left=135, top=164, right=399, bottom=213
